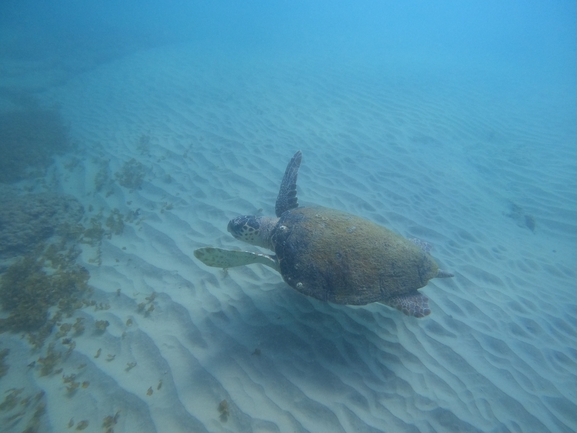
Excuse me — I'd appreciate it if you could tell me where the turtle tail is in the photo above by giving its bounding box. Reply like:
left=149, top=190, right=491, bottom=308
left=436, top=269, right=454, bottom=278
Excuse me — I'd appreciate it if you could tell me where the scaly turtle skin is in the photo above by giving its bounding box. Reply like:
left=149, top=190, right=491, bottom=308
left=194, top=151, right=453, bottom=317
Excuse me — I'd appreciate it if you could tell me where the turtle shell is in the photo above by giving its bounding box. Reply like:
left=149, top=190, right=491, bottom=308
left=271, top=206, right=439, bottom=305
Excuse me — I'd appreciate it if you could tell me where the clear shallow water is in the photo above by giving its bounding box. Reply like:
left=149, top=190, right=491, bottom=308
left=1, top=2, right=576, bottom=432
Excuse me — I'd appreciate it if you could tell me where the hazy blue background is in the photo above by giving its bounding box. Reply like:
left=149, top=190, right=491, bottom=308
left=1, top=0, right=576, bottom=93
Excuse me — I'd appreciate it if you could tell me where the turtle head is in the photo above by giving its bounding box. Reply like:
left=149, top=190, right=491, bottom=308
left=227, top=215, right=279, bottom=251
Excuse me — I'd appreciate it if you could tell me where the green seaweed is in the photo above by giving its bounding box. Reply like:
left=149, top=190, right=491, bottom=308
left=102, top=410, right=121, bottom=433
left=218, top=399, right=230, bottom=422
left=55, top=323, right=72, bottom=339
left=115, top=159, right=147, bottom=190
left=37, top=343, right=62, bottom=376
left=73, top=317, right=85, bottom=335
left=0, top=388, right=23, bottom=411
left=0, top=255, right=90, bottom=334
left=105, top=209, right=125, bottom=236
left=82, top=216, right=105, bottom=246
left=95, top=320, right=109, bottom=333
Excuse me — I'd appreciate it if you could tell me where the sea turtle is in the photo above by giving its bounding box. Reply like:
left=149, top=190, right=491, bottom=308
left=194, top=151, right=453, bottom=317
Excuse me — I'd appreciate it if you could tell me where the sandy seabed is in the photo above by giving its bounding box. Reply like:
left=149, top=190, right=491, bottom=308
left=1, top=43, right=576, bottom=433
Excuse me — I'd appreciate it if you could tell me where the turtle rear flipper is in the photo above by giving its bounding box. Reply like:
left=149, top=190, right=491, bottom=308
left=381, top=292, right=431, bottom=318
left=194, top=247, right=279, bottom=272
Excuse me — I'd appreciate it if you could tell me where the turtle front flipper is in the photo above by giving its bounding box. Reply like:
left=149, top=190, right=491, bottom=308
left=381, top=292, right=431, bottom=318
left=194, top=247, right=280, bottom=272
left=275, top=150, right=302, bottom=217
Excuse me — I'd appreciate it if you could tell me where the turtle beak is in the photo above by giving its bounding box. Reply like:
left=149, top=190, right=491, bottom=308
left=227, top=219, right=238, bottom=236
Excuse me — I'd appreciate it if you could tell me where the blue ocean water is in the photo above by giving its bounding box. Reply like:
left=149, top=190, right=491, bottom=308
left=1, top=1, right=576, bottom=432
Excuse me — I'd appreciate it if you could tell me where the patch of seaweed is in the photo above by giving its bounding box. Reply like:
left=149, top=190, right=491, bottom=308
left=0, top=190, right=131, bottom=346
left=218, top=399, right=230, bottom=422
left=0, top=252, right=90, bottom=334
left=0, top=189, right=84, bottom=259
left=0, top=192, right=94, bottom=341
left=0, top=108, right=73, bottom=183
left=105, top=209, right=125, bottom=237
left=115, top=159, right=147, bottom=190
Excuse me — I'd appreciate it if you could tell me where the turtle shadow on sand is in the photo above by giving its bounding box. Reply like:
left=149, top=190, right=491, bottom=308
left=505, top=202, right=536, bottom=233
left=195, top=151, right=453, bottom=318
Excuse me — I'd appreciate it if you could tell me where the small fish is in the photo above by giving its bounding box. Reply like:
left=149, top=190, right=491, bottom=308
left=147, top=387, right=153, bottom=396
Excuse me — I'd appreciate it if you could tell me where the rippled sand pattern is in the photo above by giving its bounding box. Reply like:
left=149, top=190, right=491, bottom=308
left=2, top=45, right=576, bottom=432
